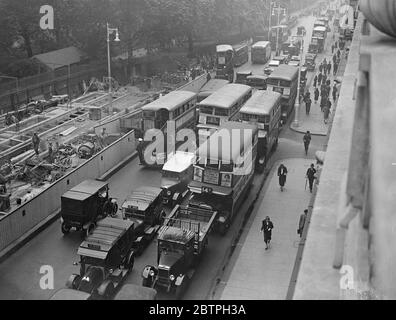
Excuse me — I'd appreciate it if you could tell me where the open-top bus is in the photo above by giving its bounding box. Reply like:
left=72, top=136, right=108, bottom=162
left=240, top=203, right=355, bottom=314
left=189, top=121, right=258, bottom=234
left=140, top=91, right=197, bottom=166
left=251, top=41, right=271, bottom=64
left=266, top=64, right=298, bottom=124
left=197, top=84, right=252, bottom=145
left=239, top=91, right=282, bottom=172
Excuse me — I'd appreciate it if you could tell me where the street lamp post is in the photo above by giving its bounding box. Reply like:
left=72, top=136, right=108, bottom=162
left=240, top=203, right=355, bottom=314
left=106, top=23, right=120, bottom=114
left=292, top=35, right=304, bottom=127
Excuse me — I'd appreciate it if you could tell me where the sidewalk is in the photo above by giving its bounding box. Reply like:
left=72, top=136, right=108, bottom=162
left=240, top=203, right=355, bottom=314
left=291, top=24, right=344, bottom=136
left=218, top=158, right=313, bottom=300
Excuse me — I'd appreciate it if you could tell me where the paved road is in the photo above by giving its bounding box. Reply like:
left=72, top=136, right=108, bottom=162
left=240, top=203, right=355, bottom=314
left=0, top=11, right=328, bottom=301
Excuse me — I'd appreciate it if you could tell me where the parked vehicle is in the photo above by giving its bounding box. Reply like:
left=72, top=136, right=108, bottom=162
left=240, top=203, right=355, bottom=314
left=142, top=202, right=218, bottom=298
left=161, top=151, right=195, bottom=207
left=60, top=180, right=117, bottom=236
left=121, top=186, right=164, bottom=255
left=235, top=70, right=252, bottom=85
left=251, top=41, right=271, bottom=64
left=114, top=284, right=157, bottom=300
left=66, top=218, right=136, bottom=299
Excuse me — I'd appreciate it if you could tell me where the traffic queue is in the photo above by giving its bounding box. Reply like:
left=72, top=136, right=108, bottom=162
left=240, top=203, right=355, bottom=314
left=51, top=7, right=335, bottom=300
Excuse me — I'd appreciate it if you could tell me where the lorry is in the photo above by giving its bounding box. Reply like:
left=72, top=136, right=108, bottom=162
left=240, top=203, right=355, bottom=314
left=141, top=202, right=218, bottom=298
left=65, top=217, right=136, bottom=299
left=60, top=179, right=118, bottom=236
left=161, top=151, right=195, bottom=207
left=121, top=186, right=165, bottom=255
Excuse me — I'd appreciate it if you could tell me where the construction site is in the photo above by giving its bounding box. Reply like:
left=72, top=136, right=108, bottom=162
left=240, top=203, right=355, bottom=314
left=0, top=72, right=204, bottom=216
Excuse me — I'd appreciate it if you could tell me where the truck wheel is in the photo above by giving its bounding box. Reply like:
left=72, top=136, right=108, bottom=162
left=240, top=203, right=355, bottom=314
left=97, top=281, right=115, bottom=299
left=66, top=274, right=81, bottom=290
left=85, top=223, right=95, bottom=238
left=126, top=251, right=135, bottom=271
left=61, top=222, right=71, bottom=235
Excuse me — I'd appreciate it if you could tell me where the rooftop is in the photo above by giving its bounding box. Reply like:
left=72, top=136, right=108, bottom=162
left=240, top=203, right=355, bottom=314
left=32, top=46, right=87, bottom=70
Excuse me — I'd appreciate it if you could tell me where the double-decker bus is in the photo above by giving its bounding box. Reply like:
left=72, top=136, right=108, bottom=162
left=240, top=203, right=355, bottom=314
left=197, top=79, right=230, bottom=103
left=140, top=91, right=197, bottom=166
left=266, top=65, right=298, bottom=124
left=189, top=121, right=258, bottom=234
left=215, top=45, right=234, bottom=82
left=251, top=41, right=272, bottom=64
left=239, top=90, right=282, bottom=172
left=233, top=42, right=249, bottom=67
left=197, top=84, right=252, bottom=145
left=269, top=25, right=289, bottom=51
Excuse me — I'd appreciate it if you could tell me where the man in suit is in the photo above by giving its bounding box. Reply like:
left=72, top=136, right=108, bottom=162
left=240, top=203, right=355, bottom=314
left=261, top=216, right=274, bottom=250
left=298, top=209, right=308, bottom=238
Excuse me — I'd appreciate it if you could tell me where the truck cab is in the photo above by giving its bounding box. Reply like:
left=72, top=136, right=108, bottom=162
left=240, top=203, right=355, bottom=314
left=161, top=151, right=195, bottom=207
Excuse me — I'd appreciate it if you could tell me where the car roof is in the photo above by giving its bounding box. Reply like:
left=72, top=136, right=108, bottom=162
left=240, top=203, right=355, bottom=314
left=314, top=26, right=327, bottom=32
left=50, top=289, right=91, bottom=300
left=236, top=70, right=252, bottom=75
left=247, top=75, right=268, bottom=80
left=252, top=41, right=270, bottom=48
left=269, top=60, right=280, bottom=65
left=268, top=64, right=299, bottom=81
left=114, top=284, right=157, bottom=300
left=240, top=90, right=282, bottom=116
left=78, top=217, right=135, bottom=258
left=122, top=186, right=163, bottom=212
left=216, top=44, right=233, bottom=52
left=162, top=151, right=195, bottom=173
left=67, top=179, right=108, bottom=196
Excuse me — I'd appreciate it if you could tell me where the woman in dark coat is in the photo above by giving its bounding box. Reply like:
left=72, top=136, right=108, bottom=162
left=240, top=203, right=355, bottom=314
left=277, top=164, right=288, bottom=191
left=261, top=216, right=274, bottom=250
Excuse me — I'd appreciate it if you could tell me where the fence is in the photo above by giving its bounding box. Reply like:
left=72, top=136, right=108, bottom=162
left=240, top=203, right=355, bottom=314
left=0, top=129, right=136, bottom=252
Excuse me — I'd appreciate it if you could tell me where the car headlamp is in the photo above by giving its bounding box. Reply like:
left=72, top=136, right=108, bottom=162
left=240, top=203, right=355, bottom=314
left=167, top=190, right=172, bottom=196
left=169, top=275, right=175, bottom=281
left=149, top=270, right=155, bottom=277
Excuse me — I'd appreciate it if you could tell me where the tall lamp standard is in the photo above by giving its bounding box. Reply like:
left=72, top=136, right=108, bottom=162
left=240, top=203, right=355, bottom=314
left=106, top=23, right=120, bottom=114
left=291, top=35, right=304, bottom=128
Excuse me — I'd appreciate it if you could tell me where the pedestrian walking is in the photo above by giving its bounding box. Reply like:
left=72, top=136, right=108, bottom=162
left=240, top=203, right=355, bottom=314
left=322, top=73, right=327, bottom=85
left=332, top=84, right=338, bottom=102
left=318, top=72, right=323, bottom=84
left=303, top=131, right=311, bottom=156
left=319, top=64, right=323, bottom=73
left=136, top=138, right=145, bottom=165
left=298, top=209, right=308, bottom=238
left=323, top=104, right=330, bottom=124
left=327, top=98, right=332, bottom=111
left=333, top=62, right=338, bottom=76
left=327, top=62, right=332, bottom=75
left=11, top=114, right=20, bottom=132
left=206, top=71, right=211, bottom=82
left=314, top=87, right=320, bottom=104
left=47, top=141, right=54, bottom=164
left=305, top=97, right=312, bottom=115
left=261, top=216, right=274, bottom=250
left=277, top=164, right=288, bottom=192
left=32, top=132, right=40, bottom=156
left=331, top=44, right=335, bottom=54
left=313, top=74, right=318, bottom=87
left=306, top=164, right=317, bottom=193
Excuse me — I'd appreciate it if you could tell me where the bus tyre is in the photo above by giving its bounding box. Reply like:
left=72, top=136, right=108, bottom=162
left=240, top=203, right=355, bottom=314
left=61, top=222, right=71, bottom=235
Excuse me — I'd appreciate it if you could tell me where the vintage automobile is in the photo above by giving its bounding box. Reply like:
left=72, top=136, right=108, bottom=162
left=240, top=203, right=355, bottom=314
left=288, top=56, right=301, bottom=67
left=304, top=53, right=317, bottom=71
left=264, top=60, right=280, bottom=75
left=246, top=75, right=268, bottom=90
left=308, top=42, right=319, bottom=54
left=60, top=179, right=118, bottom=236
left=121, top=186, right=164, bottom=255
left=142, top=203, right=217, bottom=298
left=161, top=151, right=195, bottom=207
left=273, top=55, right=289, bottom=64
left=114, top=284, right=157, bottom=300
left=235, top=70, right=252, bottom=85
left=66, top=217, right=136, bottom=299
left=49, top=288, right=91, bottom=300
